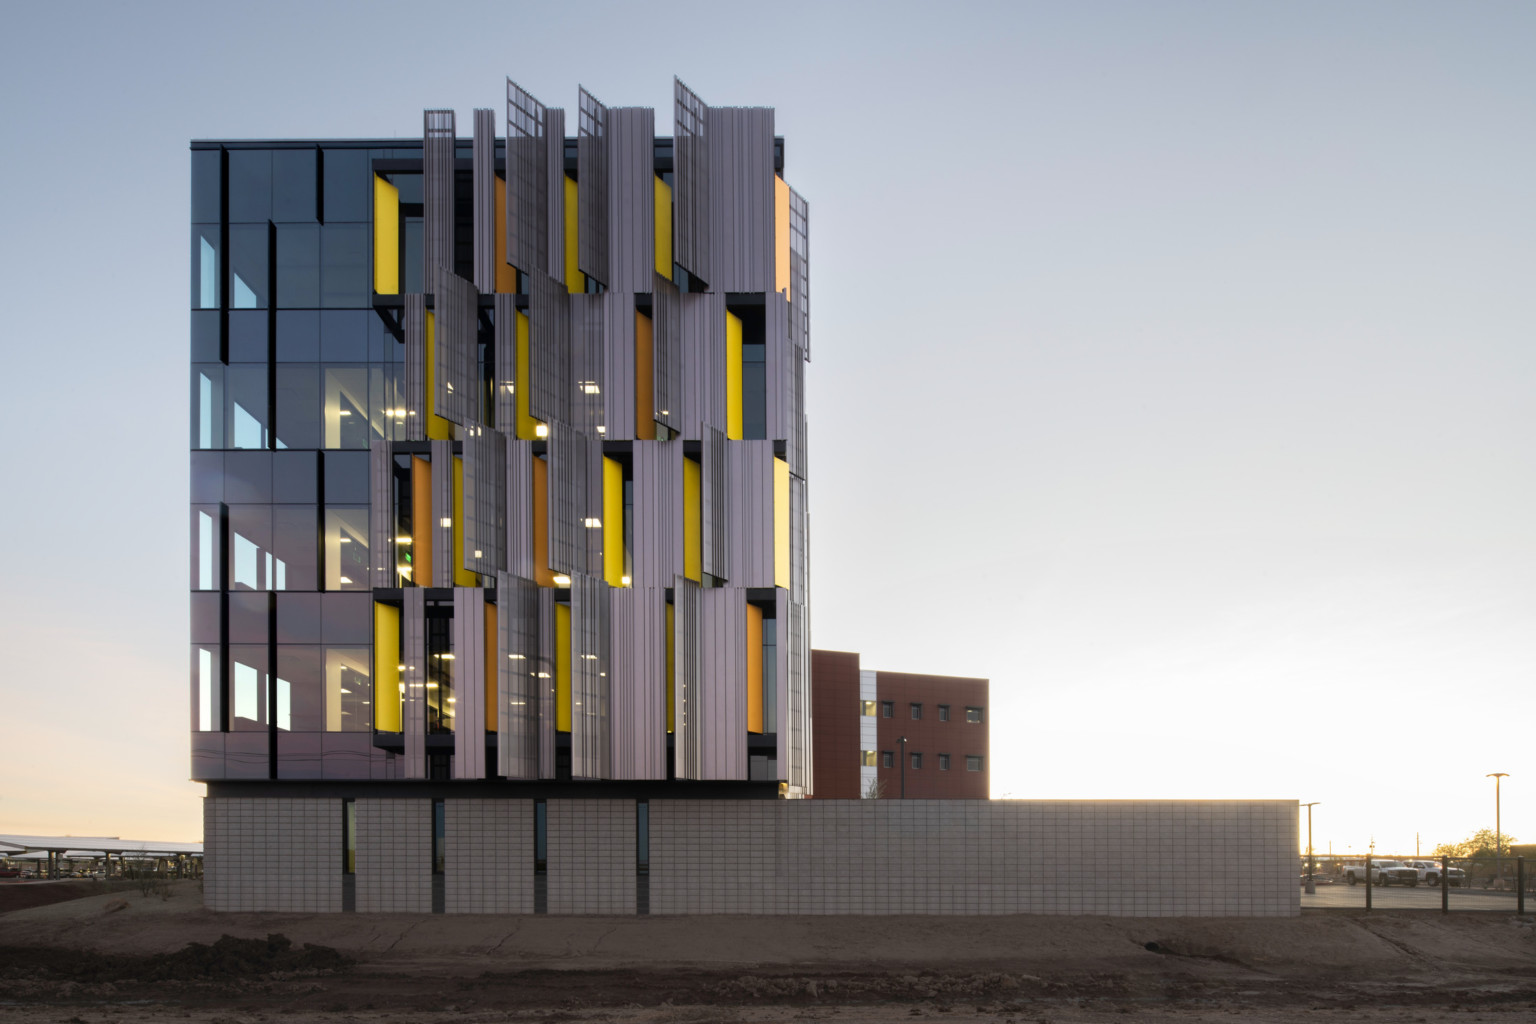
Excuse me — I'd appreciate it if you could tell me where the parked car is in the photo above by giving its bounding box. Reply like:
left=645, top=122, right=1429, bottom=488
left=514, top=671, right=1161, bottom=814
left=1340, top=860, right=1418, bottom=886
left=1405, top=860, right=1465, bottom=887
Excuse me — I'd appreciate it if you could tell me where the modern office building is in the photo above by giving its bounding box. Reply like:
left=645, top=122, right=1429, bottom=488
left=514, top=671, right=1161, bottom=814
left=810, top=650, right=988, bottom=800
left=191, top=78, right=1300, bottom=918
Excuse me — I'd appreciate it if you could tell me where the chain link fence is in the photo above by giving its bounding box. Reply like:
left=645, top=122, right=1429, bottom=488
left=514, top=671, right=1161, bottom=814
left=1299, top=854, right=1529, bottom=912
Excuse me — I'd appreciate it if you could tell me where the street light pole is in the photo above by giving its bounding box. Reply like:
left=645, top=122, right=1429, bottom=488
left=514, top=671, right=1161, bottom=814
left=899, top=736, right=907, bottom=799
left=1301, top=803, right=1320, bottom=895
left=1488, top=773, right=1508, bottom=886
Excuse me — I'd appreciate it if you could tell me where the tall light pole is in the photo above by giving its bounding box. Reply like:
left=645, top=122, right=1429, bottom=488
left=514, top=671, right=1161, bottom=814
left=899, top=737, right=908, bottom=798
left=1487, top=773, right=1508, bottom=885
left=1301, top=803, right=1320, bottom=895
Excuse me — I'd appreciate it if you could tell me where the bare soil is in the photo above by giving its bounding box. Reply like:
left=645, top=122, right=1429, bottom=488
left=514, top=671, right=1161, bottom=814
left=1, top=881, right=1533, bottom=1023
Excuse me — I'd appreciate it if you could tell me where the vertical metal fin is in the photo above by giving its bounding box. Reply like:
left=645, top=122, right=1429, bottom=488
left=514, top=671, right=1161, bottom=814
left=404, top=295, right=426, bottom=441
left=708, top=107, right=775, bottom=292
left=681, top=290, right=725, bottom=438
left=497, top=572, right=540, bottom=779
left=462, top=426, right=506, bottom=577
left=452, top=587, right=487, bottom=781
left=431, top=439, right=454, bottom=588
left=423, top=109, right=456, bottom=282
left=608, top=587, right=667, bottom=779
left=671, top=575, right=701, bottom=780
left=536, top=587, right=557, bottom=778
left=572, top=294, right=606, bottom=439
left=505, top=439, right=534, bottom=580
left=609, top=107, right=656, bottom=293
left=600, top=291, right=633, bottom=441
left=493, top=294, right=518, bottom=435
left=727, top=440, right=774, bottom=588
left=433, top=266, right=478, bottom=427
left=570, top=574, right=611, bottom=780
left=789, top=475, right=806, bottom=605
left=546, top=108, right=566, bottom=286
left=505, top=80, right=549, bottom=278
left=652, top=273, right=681, bottom=434
left=789, top=342, right=807, bottom=479
left=546, top=423, right=587, bottom=577
left=673, top=78, right=710, bottom=286
left=402, top=588, right=427, bottom=779
left=369, top=440, right=394, bottom=589
left=472, top=108, right=496, bottom=293
left=789, top=187, right=809, bottom=360
left=631, top=438, right=682, bottom=588
left=701, top=424, right=730, bottom=582
left=700, top=586, right=747, bottom=780
left=528, top=271, right=570, bottom=428
left=786, top=597, right=810, bottom=793
left=765, top=294, right=791, bottom=445
left=577, top=87, right=610, bottom=289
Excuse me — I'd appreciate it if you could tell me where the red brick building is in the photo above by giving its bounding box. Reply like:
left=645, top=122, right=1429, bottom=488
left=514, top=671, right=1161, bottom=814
left=811, top=649, right=989, bottom=800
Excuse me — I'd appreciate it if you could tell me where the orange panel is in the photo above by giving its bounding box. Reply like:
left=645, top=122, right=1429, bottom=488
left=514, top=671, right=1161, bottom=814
left=493, top=176, right=518, bottom=293
left=746, top=604, right=764, bottom=734
left=411, top=456, right=433, bottom=586
left=635, top=310, right=655, bottom=440
left=485, top=600, right=498, bottom=731
left=532, top=453, right=554, bottom=587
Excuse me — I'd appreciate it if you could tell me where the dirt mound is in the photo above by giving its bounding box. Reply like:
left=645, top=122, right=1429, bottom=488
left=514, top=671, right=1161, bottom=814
left=0, top=880, right=135, bottom=914
left=0, top=932, right=351, bottom=1000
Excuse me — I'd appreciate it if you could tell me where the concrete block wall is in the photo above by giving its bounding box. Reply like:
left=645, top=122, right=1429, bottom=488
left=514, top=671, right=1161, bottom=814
left=650, top=799, right=1297, bottom=916
left=548, top=798, right=635, bottom=914
left=203, top=797, right=341, bottom=912
left=356, top=798, right=432, bottom=912
left=446, top=798, right=533, bottom=913
left=202, top=796, right=1296, bottom=917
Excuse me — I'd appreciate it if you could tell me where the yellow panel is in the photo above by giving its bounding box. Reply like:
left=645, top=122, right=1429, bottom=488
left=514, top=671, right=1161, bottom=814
left=412, top=456, right=433, bottom=586
left=654, top=176, right=673, bottom=279
left=634, top=311, right=655, bottom=440
left=603, top=457, right=625, bottom=587
left=556, top=602, right=571, bottom=732
left=746, top=603, right=763, bottom=734
left=425, top=312, right=450, bottom=440
left=683, top=457, right=701, bottom=582
left=374, top=175, right=399, bottom=296
left=774, top=457, right=790, bottom=589
left=373, top=602, right=402, bottom=731
left=774, top=174, right=790, bottom=297
left=666, top=601, right=675, bottom=733
left=484, top=601, right=498, bottom=732
left=514, top=310, right=545, bottom=441
left=564, top=176, right=584, bottom=294
left=531, top=454, right=554, bottom=587
left=493, top=175, right=517, bottom=293
left=453, top=456, right=476, bottom=587
left=726, top=311, right=743, bottom=440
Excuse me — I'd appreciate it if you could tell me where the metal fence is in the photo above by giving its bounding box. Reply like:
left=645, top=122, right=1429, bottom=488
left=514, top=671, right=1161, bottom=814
left=1299, top=854, right=1529, bottom=912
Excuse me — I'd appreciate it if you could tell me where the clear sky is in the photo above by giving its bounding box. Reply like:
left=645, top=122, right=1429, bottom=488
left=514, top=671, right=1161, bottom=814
left=1, top=0, right=1530, bottom=856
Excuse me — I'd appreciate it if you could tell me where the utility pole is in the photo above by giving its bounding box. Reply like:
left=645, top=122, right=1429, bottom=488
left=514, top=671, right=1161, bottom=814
left=1301, top=803, right=1320, bottom=895
left=1488, top=773, right=1509, bottom=886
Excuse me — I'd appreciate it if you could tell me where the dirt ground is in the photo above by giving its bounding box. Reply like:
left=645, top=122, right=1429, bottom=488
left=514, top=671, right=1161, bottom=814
left=1, top=881, right=1533, bottom=1023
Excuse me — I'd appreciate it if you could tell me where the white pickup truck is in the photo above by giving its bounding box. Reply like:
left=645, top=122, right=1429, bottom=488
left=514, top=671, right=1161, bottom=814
left=1405, top=860, right=1466, bottom=887
left=1340, top=860, right=1419, bottom=886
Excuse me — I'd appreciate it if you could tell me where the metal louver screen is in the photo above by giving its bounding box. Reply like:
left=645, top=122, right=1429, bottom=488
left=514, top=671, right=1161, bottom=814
left=789, top=187, right=810, bottom=360
left=424, top=109, right=456, bottom=282
left=404, top=295, right=426, bottom=441
left=577, top=87, right=609, bottom=289
left=472, top=108, right=496, bottom=293
left=652, top=274, right=681, bottom=433
left=528, top=271, right=570, bottom=428
left=433, top=267, right=478, bottom=427
left=505, top=80, right=549, bottom=278
left=497, top=572, right=541, bottom=779
left=462, top=426, right=507, bottom=577
left=570, top=574, right=611, bottom=780
left=701, top=424, right=730, bottom=582
left=673, top=78, right=709, bottom=285
left=671, top=575, right=701, bottom=780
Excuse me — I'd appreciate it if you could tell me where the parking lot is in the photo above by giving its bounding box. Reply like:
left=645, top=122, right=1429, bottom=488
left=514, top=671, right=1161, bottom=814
left=1301, top=879, right=1527, bottom=910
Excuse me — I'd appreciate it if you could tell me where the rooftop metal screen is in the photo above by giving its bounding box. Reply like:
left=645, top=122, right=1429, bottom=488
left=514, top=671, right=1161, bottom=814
left=423, top=109, right=456, bottom=282
left=472, top=108, right=496, bottom=293
left=673, top=78, right=710, bottom=285
left=505, top=80, right=549, bottom=278
left=577, top=87, right=610, bottom=289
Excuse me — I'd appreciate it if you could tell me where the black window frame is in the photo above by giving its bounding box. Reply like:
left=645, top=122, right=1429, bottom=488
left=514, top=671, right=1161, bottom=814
left=880, top=701, right=894, bottom=719
left=965, top=706, right=984, bottom=724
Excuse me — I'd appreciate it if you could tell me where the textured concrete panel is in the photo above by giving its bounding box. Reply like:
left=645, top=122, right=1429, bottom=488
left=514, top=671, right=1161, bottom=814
left=204, top=796, right=341, bottom=912
left=445, top=798, right=533, bottom=913
left=547, top=799, right=636, bottom=914
left=356, top=798, right=431, bottom=913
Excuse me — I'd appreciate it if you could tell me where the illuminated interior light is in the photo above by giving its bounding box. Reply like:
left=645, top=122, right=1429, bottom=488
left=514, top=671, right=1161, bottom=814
left=552, top=574, right=571, bottom=586
left=473, top=549, right=482, bottom=558
left=440, top=653, right=455, bottom=660
left=396, top=537, right=411, bottom=544
left=534, top=424, right=548, bottom=438
left=340, top=688, right=352, bottom=694
left=339, top=576, right=352, bottom=584
left=440, top=517, right=452, bottom=527
left=508, top=654, right=525, bottom=660
left=338, top=410, right=351, bottom=416
left=446, top=382, right=454, bottom=392
left=398, top=665, right=406, bottom=671
left=537, top=672, right=551, bottom=679
left=339, top=537, right=351, bottom=543
left=427, top=682, right=439, bottom=688
left=620, top=575, right=631, bottom=586
left=596, top=425, right=606, bottom=434
left=583, top=517, right=602, bottom=528
left=446, top=697, right=456, bottom=703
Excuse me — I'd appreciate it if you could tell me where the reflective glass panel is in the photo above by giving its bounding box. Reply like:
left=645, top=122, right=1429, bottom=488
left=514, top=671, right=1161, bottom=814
left=325, top=451, right=369, bottom=503
left=276, top=311, right=320, bottom=361
left=272, top=149, right=318, bottom=223
left=272, top=505, right=318, bottom=591
left=276, top=223, right=320, bottom=307
left=227, top=150, right=272, bottom=222
left=191, top=364, right=225, bottom=449
left=272, top=451, right=318, bottom=503
left=226, top=365, right=268, bottom=449
left=321, top=311, right=369, bottom=361
left=223, top=451, right=272, bottom=503
left=227, top=506, right=272, bottom=591
left=321, top=148, right=369, bottom=222
left=321, top=224, right=368, bottom=308
left=277, top=592, right=322, bottom=643
left=227, top=311, right=268, bottom=362
left=324, top=507, right=369, bottom=590
left=321, top=593, right=371, bottom=644
left=229, top=225, right=269, bottom=309
left=191, top=149, right=221, bottom=223
left=191, top=451, right=223, bottom=502
left=275, top=365, right=321, bottom=450
left=323, top=366, right=371, bottom=448
left=190, top=311, right=220, bottom=362
left=191, top=226, right=220, bottom=309
left=192, top=505, right=220, bottom=589
left=192, top=644, right=221, bottom=732
left=190, top=592, right=221, bottom=643
left=325, top=646, right=371, bottom=731
left=229, top=644, right=269, bottom=731
left=277, top=645, right=321, bottom=731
